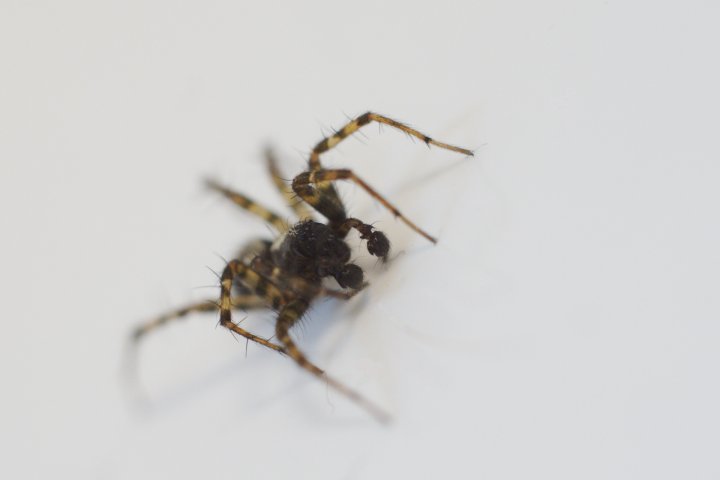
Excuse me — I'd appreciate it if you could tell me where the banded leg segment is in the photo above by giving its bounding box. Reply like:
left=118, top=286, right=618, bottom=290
left=131, top=294, right=267, bottom=342
left=265, top=147, right=314, bottom=220
left=275, top=299, right=390, bottom=423
left=206, top=179, right=289, bottom=233
left=293, top=169, right=437, bottom=243
left=309, top=111, right=474, bottom=170
left=305, top=112, right=473, bottom=233
left=219, top=259, right=286, bottom=353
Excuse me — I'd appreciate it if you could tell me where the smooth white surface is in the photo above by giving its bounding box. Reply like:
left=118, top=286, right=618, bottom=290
left=2, top=1, right=720, bottom=478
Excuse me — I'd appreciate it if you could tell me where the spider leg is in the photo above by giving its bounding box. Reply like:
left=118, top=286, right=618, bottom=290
left=206, top=179, right=289, bottom=233
left=335, top=217, right=391, bottom=261
left=309, top=111, right=473, bottom=171
left=302, top=112, right=473, bottom=236
left=219, top=259, right=287, bottom=353
left=248, top=255, right=364, bottom=299
left=320, top=286, right=366, bottom=300
left=131, top=294, right=268, bottom=343
left=275, top=299, right=391, bottom=423
left=293, top=168, right=438, bottom=243
left=264, top=147, right=315, bottom=220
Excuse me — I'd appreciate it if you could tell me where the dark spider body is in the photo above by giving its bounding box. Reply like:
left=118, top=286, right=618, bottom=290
left=273, top=219, right=383, bottom=290
left=132, top=112, right=472, bottom=422
left=276, top=221, right=353, bottom=285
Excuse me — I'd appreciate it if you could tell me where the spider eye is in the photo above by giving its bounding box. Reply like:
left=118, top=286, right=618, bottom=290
left=334, top=264, right=364, bottom=290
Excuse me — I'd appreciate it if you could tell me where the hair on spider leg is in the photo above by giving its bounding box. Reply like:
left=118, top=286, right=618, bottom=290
left=224, top=317, right=248, bottom=342
left=262, top=221, right=282, bottom=238
left=190, top=284, right=222, bottom=292
left=210, top=251, right=230, bottom=267
left=287, top=305, right=314, bottom=340
left=132, top=111, right=472, bottom=423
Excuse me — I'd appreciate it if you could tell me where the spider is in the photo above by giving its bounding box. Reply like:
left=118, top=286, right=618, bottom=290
left=131, top=112, right=473, bottom=422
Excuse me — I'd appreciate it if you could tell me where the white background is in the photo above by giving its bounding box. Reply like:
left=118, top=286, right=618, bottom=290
left=2, top=1, right=719, bottom=479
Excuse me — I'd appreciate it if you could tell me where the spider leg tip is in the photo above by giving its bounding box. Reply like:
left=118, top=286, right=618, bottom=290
left=369, top=407, right=394, bottom=425
left=204, top=177, right=222, bottom=191
left=130, top=328, right=144, bottom=343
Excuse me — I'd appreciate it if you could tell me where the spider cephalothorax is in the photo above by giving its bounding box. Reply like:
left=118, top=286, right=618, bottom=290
left=132, top=112, right=472, bottom=422
left=274, top=220, right=353, bottom=279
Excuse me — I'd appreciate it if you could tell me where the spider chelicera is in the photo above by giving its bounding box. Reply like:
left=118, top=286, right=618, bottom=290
left=131, top=112, right=473, bottom=422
